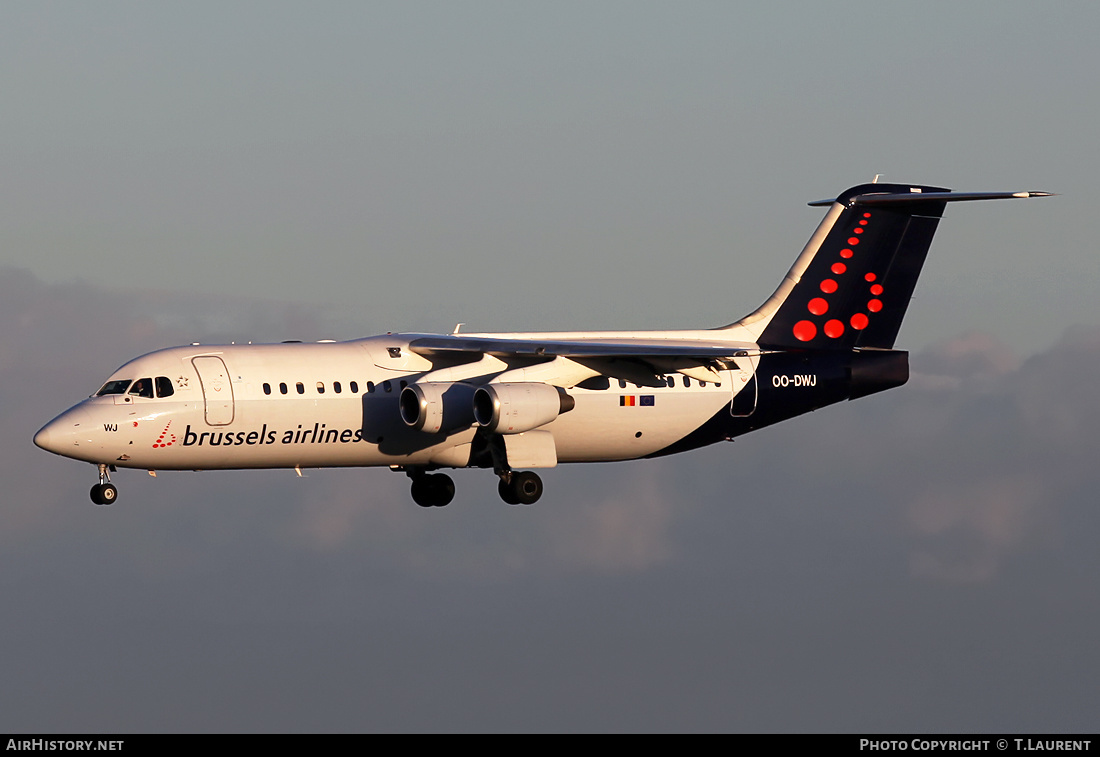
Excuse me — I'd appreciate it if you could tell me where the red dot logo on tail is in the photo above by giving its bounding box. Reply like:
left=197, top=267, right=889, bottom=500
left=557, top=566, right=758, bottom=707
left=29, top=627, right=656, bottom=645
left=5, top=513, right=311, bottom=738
left=793, top=321, right=817, bottom=342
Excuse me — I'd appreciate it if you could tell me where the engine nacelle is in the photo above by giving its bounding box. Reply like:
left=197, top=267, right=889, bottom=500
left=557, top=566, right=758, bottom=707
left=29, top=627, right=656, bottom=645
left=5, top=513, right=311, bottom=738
left=472, top=382, right=575, bottom=435
left=399, top=382, right=476, bottom=433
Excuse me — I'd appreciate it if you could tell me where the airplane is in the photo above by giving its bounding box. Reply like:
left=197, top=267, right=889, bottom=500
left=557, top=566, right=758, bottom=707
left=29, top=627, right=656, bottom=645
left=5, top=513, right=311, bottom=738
left=34, top=182, right=1051, bottom=508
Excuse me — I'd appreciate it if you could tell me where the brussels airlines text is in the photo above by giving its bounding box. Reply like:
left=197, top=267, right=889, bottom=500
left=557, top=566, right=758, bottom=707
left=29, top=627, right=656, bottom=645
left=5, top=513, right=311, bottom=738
left=182, top=424, right=367, bottom=447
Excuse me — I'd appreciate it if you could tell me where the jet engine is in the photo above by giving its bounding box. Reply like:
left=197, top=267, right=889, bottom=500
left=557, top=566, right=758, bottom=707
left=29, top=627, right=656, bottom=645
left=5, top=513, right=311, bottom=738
left=399, top=382, right=476, bottom=433
left=472, top=383, right=575, bottom=434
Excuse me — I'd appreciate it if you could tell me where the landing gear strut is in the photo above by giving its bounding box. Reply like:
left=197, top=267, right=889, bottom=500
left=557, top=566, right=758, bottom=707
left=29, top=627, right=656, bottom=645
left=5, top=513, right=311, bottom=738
left=409, top=471, right=455, bottom=508
left=497, top=470, right=543, bottom=506
left=90, top=463, right=118, bottom=505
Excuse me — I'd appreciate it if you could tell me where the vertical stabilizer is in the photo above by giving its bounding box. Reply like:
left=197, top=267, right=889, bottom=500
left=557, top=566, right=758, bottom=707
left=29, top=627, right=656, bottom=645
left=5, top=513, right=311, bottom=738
left=735, top=183, right=951, bottom=350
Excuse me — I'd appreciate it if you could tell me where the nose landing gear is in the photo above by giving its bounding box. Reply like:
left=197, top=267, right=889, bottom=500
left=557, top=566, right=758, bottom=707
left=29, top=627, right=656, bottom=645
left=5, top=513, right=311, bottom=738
left=90, top=463, right=118, bottom=505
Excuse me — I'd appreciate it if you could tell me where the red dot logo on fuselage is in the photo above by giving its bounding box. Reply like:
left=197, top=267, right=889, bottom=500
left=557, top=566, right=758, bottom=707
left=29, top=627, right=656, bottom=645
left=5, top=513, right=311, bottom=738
left=153, top=421, right=177, bottom=449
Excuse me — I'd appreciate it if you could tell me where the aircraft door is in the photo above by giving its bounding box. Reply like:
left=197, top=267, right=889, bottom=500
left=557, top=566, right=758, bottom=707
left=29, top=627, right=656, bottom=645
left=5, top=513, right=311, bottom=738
left=729, top=356, right=757, bottom=417
left=192, top=356, right=235, bottom=426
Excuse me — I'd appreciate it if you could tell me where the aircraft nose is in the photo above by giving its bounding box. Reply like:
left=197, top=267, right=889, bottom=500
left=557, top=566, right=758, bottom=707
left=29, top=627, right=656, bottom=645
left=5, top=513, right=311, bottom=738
left=33, top=407, right=94, bottom=456
left=33, top=424, right=54, bottom=452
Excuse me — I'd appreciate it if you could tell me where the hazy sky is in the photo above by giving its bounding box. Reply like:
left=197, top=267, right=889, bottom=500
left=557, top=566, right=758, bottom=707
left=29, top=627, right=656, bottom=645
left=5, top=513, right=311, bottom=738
left=3, top=1, right=1098, bottom=733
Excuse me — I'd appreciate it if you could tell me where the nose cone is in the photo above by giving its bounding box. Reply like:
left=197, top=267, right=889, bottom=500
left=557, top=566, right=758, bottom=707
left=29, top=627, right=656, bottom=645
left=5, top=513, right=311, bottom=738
left=33, top=423, right=54, bottom=452
left=33, top=407, right=94, bottom=458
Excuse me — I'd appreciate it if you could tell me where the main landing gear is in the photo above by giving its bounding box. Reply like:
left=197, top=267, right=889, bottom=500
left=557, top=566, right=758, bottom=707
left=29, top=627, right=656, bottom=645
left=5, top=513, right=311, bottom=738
left=409, top=471, right=456, bottom=508
left=403, top=468, right=544, bottom=506
left=497, top=470, right=543, bottom=506
left=90, top=463, right=118, bottom=505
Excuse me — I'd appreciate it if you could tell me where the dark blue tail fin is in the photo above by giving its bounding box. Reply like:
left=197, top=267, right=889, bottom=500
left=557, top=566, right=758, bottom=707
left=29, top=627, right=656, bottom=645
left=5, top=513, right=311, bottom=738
left=732, top=183, right=1051, bottom=350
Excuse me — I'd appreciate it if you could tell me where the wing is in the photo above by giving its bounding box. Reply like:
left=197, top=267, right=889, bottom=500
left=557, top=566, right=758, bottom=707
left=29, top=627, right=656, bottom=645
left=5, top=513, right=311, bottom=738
left=408, top=334, right=762, bottom=359
left=407, top=334, right=770, bottom=387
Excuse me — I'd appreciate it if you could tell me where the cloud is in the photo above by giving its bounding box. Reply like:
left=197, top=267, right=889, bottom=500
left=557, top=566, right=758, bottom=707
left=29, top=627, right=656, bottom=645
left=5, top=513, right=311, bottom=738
left=906, top=474, right=1044, bottom=583
left=866, top=329, right=1099, bottom=583
left=6, top=267, right=1100, bottom=732
left=543, top=462, right=679, bottom=573
left=10, top=265, right=1099, bottom=583
left=908, top=330, right=1020, bottom=391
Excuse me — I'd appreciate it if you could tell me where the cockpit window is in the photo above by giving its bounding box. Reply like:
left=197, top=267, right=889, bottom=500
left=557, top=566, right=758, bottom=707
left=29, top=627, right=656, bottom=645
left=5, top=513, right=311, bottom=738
left=155, top=376, right=174, bottom=398
left=128, top=378, right=154, bottom=398
left=96, top=379, right=132, bottom=396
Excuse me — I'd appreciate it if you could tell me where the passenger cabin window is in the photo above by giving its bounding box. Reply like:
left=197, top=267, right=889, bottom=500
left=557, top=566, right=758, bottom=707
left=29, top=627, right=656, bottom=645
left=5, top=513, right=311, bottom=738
left=129, top=378, right=154, bottom=398
left=350, top=381, right=359, bottom=393
left=316, top=382, right=325, bottom=394
left=365, top=381, right=374, bottom=393
left=279, top=383, right=288, bottom=395
left=683, top=376, right=691, bottom=387
left=333, top=382, right=342, bottom=394
left=296, top=382, right=305, bottom=395
left=383, top=381, right=392, bottom=393
left=263, top=383, right=272, bottom=395
left=155, top=376, right=175, bottom=398
left=96, top=379, right=131, bottom=396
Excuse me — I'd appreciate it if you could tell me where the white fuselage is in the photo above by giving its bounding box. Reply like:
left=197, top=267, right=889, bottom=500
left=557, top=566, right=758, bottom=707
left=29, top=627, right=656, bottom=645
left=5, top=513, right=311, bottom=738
left=35, top=330, right=756, bottom=473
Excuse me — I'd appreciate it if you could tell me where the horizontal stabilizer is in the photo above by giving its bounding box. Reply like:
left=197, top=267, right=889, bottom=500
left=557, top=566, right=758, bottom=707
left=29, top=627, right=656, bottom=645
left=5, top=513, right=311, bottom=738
left=809, top=190, right=1054, bottom=207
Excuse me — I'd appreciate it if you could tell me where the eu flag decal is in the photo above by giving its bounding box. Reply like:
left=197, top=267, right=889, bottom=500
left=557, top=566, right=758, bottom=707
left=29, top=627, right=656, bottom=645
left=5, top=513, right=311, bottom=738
left=640, top=395, right=655, bottom=406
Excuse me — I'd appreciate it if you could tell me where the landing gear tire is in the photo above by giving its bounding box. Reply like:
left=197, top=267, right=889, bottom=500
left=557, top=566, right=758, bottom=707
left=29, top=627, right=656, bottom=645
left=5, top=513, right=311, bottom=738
left=90, top=483, right=118, bottom=506
left=499, top=471, right=542, bottom=505
left=411, top=473, right=455, bottom=508
left=498, top=479, right=520, bottom=505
